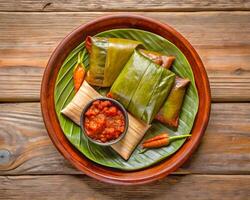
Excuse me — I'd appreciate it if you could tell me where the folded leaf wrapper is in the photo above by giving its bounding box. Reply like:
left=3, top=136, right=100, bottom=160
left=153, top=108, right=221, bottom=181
left=139, top=49, right=175, bottom=69
left=86, top=36, right=143, bottom=87
left=155, top=77, right=190, bottom=128
left=109, top=50, right=176, bottom=124
left=61, top=81, right=150, bottom=160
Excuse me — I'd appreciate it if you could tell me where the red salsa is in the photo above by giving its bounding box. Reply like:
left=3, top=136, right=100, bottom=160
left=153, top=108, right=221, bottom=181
left=84, top=100, right=125, bottom=143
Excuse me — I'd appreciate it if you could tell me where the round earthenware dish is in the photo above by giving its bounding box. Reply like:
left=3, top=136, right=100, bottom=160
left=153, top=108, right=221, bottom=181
left=41, top=14, right=211, bottom=185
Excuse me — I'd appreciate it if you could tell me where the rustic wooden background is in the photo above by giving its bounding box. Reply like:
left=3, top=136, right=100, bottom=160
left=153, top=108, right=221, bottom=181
left=0, top=1, right=250, bottom=199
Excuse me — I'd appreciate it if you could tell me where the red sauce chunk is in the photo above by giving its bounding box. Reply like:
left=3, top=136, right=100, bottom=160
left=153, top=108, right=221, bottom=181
left=84, top=100, right=125, bottom=143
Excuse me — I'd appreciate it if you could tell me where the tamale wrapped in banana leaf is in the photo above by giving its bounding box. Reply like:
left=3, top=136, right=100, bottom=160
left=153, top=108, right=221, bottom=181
left=155, top=77, right=190, bottom=128
left=109, top=50, right=176, bottom=124
left=85, top=36, right=143, bottom=87
left=139, top=49, right=175, bottom=69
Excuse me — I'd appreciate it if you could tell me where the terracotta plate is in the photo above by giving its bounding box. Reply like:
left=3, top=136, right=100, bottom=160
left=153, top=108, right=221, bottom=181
left=41, top=14, right=211, bottom=185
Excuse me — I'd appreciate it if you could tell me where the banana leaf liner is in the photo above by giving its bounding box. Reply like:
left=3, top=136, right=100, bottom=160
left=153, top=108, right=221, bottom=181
left=155, top=77, right=190, bottom=128
left=54, top=28, right=199, bottom=170
left=109, top=50, right=176, bottom=124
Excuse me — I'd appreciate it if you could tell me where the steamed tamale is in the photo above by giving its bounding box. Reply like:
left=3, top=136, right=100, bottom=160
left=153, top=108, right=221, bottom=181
left=155, top=77, right=190, bottom=128
left=85, top=36, right=143, bottom=87
left=109, top=50, right=176, bottom=124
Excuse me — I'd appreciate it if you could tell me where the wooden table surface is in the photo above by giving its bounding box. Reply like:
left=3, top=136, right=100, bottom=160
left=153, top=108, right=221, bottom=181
left=0, top=1, right=250, bottom=199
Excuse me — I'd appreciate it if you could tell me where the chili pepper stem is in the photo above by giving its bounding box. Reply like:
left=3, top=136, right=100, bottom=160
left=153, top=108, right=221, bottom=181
left=139, top=148, right=148, bottom=154
left=80, top=49, right=85, bottom=61
left=169, top=134, right=191, bottom=143
left=78, top=50, right=81, bottom=64
left=74, top=49, right=86, bottom=71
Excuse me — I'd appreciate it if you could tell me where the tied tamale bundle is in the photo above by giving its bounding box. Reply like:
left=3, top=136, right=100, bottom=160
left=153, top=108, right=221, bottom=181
left=109, top=50, right=176, bottom=124
left=85, top=36, right=143, bottom=87
left=139, top=49, right=175, bottom=69
left=155, top=77, right=190, bottom=128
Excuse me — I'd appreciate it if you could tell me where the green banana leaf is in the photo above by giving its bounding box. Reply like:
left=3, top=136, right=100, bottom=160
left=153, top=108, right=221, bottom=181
left=54, top=29, right=199, bottom=170
left=110, top=50, right=175, bottom=124
left=86, top=37, right=143, bottom=87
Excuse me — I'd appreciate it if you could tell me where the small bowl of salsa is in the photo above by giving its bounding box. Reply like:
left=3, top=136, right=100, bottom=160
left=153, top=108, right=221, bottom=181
left=80, top=97, right=129, bottom=146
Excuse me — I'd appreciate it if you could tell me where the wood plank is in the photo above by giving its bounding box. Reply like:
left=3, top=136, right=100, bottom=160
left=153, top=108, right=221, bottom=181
left=0, top=102, right=78, bottom=174
left=182, top=103, right=250, bottom=174
left=0, top=175, right=249, bottom=199
left=0, top=12, right=250, bottom=102
left=0, top=0, right=250, bottom=11
left=0, top=103, right=249, bottom=175
left=0, top=66, right=43, bottom=102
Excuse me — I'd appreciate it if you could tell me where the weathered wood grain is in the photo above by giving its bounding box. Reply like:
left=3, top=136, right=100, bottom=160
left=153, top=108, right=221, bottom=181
left=183, top=103, right=250, bottom=174
left=0, top=175, right=249, bottom=199
left=0, top=103, right=249, bottom=175
left=0, top=66, right=43, bottom=102
left=0, top=0, right=249, bottom=11
left=0, top=102, right=78, bottom=174
left=0, top=12, right=250, bottom=102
